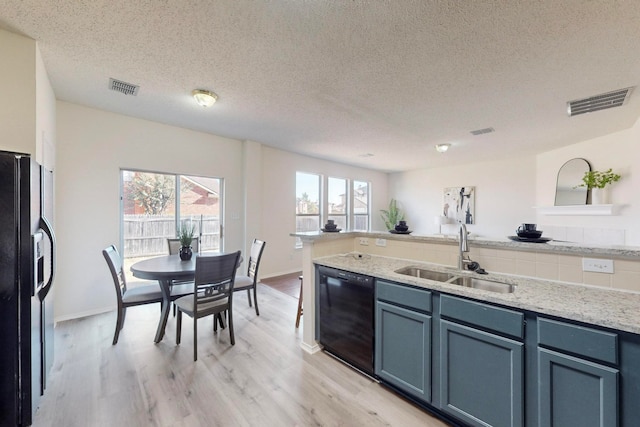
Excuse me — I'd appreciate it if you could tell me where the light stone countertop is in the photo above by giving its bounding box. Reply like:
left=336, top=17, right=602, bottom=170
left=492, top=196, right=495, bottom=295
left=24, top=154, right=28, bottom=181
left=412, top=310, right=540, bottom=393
left=314, top=253, right=640, bottom=335
left=294, top=230, right=640, bottom=260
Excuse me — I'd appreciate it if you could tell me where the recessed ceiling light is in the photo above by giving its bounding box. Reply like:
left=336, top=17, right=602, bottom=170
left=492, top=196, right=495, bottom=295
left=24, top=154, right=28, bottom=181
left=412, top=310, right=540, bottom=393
left=358, top=153, right=374, bottom=158
left=435, top=144, right=450, bottom=153
left=192, top=89, right=217, bottom=107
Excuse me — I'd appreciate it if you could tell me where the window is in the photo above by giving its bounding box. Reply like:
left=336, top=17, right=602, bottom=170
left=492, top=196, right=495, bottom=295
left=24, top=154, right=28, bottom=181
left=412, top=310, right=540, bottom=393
left=352, top=180, right=369, bottom=230
left=295, top=172, right=370, bottom=246
left=295, top=172, right=320, bottom=246
left=120, top=170, right=223, bottom=275
left=327, top=177, right=347, bottom=229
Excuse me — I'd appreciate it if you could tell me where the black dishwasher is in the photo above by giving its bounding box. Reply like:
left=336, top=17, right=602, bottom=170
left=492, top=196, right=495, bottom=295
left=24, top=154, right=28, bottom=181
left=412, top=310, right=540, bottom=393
left=317, top=265, right=375, bottom=377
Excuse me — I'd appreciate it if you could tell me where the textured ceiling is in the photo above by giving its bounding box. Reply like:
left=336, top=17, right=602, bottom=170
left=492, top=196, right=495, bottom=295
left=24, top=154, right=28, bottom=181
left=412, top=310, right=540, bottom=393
left=1, top=1, right=640, bottom=172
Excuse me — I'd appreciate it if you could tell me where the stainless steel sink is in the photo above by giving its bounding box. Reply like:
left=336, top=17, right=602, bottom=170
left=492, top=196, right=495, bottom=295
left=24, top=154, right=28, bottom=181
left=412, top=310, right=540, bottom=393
left=448, top=276, right=516, bottom=293
left=395, top=267, right=456, bottom=282
left=395, top=266, right=516, bottom=293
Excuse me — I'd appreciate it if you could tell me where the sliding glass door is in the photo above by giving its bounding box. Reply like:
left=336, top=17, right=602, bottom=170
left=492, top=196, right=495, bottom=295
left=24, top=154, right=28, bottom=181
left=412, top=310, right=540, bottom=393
left=120, top=170, right=223, bottom=278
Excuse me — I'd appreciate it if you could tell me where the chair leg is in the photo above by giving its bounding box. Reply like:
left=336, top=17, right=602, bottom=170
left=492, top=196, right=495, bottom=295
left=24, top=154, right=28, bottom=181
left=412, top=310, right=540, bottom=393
left=253, top=286, right=260, bottom=316
left=193, top=315, right=198, bottom=361
left=113, top=307, right=123, bottom=345
left=121, top=307, right=127, bottom=329
left=228, top=309, right=235, bottom=346
left=176, top=311, right=182, bottom=345
left=246, top=289, right=252, bottom=307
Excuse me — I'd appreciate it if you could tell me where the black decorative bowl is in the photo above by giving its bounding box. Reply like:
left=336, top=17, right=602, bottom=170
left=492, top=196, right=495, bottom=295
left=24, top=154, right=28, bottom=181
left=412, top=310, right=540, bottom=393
left=517, top=230, right=543, bottom=239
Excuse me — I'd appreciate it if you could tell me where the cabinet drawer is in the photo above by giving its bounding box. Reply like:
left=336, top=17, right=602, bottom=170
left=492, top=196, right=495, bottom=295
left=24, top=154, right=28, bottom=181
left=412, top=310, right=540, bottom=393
left=440, top=294, right=524, bottom=339
left=377, top=280, right=432, bottom=313
left=537, top=318, right=618, bottom=365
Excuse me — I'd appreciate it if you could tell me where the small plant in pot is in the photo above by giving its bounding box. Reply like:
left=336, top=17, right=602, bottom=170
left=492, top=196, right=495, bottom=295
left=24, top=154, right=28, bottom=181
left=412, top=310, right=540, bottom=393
left=178, top=222, right=195, bottom=261
left=577, top=168, right=621, bottom=205
left=380, top=199, right=405, bottom=231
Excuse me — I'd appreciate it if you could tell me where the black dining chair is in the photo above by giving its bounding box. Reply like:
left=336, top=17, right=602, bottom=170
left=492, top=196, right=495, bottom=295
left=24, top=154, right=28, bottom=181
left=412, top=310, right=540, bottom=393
left=102, top=245, right=164, bottom=345
left=233, top=239, right=266, bottom=315
left=167, top=237, right=199, bottom=255
left=167, top=237, right=200, bottom=314
left=175, top=251, right=242, bottom=361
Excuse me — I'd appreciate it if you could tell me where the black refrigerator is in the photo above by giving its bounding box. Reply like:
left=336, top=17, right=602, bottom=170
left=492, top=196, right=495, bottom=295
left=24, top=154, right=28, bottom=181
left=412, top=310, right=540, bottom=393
left=0, top=150, right=56, bottom=426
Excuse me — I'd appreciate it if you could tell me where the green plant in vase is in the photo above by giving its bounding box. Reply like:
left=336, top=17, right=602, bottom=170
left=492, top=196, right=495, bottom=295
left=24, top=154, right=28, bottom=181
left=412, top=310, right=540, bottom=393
left=577, top=169, right=621, bottom=189
left=177, top=222, right=195, bottom=260
left=380, top=199, right=405, bottom=231
left=577, top=169, right=621, bottom=205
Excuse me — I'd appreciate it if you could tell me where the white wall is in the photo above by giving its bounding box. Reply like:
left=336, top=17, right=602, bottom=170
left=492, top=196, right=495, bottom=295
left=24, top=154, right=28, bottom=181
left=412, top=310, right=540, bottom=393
left=35, top=43, right=57, bottom=169
left=0, top=29, right=36, bottom=155
left=536, top=116, right=640, bottom=245
left=389, top=158, right=537, bottom=238
left=55, top=102, right=245, bottom=320
left=259, top=146, right=389, bottom=276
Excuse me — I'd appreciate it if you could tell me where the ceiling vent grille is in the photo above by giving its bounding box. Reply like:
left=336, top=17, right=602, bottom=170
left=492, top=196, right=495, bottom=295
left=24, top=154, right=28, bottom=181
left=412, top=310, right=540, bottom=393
left=567, top=87, right=633, bottom=117
left=109, top=78, right=139, bottom=96
left=470, top=127, right=495, bottom=136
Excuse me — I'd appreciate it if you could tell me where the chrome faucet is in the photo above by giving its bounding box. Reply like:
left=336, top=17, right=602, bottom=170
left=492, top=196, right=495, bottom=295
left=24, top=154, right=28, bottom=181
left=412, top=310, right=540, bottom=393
left=458, top=222, right=472, bottom=270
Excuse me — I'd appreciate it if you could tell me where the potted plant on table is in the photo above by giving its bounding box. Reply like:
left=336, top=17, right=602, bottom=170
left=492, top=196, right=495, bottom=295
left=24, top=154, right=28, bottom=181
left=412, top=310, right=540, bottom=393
left=577, top=168, right=621, bottom=205
left=380, top=199, right=405, bottom=231
left=178, top=222, right=195, bottom=261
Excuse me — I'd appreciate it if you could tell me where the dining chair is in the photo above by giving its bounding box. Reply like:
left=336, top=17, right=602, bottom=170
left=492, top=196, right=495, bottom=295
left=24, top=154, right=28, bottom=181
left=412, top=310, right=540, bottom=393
left=233, top=239, right=266, bottom=315
left=166, top=237, right=201, bottom=314
left=102, top=245, right=164, bottom=345
left=175, top=251, right=242, bottom=361
left=167, top=236, right=199, bottom=255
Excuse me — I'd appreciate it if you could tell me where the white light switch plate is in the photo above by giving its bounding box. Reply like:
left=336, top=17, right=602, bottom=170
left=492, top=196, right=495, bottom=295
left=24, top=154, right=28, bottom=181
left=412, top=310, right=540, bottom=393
left=359, top=238, right=369, bottom=246
left=375, top=238, right=387, bottom=247
left=582, top=258, right=614, bottom=274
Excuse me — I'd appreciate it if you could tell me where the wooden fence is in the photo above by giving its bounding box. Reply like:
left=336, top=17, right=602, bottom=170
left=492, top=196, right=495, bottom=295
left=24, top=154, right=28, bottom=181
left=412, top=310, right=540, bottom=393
left=123, top=215, right=220, bottom=257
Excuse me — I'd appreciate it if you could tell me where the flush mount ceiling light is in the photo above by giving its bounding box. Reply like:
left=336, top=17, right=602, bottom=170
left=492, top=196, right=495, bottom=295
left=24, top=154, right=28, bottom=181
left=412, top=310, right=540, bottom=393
left=192, top=89, right=217, bottom=107
left=435, top=144, right=451, bottom=153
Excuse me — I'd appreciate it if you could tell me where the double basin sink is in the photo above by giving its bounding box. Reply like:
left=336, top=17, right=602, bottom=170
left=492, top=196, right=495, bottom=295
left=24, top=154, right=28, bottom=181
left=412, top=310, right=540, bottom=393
left=395, top=266, right=516, bottom=294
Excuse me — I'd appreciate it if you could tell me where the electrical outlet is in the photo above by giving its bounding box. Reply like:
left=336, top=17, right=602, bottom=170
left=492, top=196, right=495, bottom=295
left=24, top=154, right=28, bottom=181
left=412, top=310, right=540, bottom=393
left=375, top=238, right=387, bottom=247
left=359, top=238, right=369, bottom=246
left=582, top=258, right=614, bottom=274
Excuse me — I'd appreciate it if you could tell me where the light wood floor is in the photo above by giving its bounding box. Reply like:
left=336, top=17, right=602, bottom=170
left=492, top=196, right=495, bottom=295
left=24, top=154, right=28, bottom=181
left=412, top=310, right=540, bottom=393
left=33, top=284, right=450, bottom=427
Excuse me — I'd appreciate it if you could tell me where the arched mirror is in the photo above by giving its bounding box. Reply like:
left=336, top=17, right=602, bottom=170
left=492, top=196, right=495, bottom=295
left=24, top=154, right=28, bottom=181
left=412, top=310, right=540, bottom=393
left=554, top=158, right=591, bottom=206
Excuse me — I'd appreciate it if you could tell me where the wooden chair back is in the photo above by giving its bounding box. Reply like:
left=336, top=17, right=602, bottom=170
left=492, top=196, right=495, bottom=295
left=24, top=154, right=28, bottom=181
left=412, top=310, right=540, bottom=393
left=247, top=239, right=266, bottom=281
left=167, top=237, right=199, bottom=255
left=102, top=245, right=127, bottom=301
left=194, top=251, right=241, bottom=313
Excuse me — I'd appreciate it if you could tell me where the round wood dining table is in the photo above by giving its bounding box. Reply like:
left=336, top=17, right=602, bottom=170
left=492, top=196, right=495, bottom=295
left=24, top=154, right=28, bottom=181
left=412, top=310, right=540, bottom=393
left=130, top=254, right=196, bottom=342
left=131, top=252, right=242, bottom=343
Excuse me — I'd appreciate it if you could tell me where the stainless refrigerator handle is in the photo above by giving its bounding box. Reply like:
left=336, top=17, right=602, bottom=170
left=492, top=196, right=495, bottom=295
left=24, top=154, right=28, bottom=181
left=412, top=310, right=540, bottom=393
left=40, top=217, right=56, bottom=292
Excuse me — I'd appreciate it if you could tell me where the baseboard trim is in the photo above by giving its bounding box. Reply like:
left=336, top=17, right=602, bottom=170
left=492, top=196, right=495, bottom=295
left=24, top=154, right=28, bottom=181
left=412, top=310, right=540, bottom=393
left=300, top=341, right=322, bottom=354
left=55, top=306, right=113, bottom=325
left=262, top=269, right=303, bottom=280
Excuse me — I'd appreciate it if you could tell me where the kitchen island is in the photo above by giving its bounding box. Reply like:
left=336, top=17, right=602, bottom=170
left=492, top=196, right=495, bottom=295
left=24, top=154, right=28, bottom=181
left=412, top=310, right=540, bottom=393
left=293, top=230, right=640, bottom=427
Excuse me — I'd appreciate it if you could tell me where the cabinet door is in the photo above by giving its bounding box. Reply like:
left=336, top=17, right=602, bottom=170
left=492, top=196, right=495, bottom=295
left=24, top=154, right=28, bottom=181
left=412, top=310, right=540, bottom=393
left=375, top=301, right=431, bottom=402
left=440, top=320, right=524, bottom=427
left=538, top=348, right=618, bottom=427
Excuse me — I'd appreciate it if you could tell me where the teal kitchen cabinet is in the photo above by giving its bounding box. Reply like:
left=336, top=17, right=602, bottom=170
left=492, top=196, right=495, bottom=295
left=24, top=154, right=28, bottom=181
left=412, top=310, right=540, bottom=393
left=537, top=318, right=619, bottom=427
left=375, top=280, right=432, bottom=402
left=439, top=295, right=524, bottom=427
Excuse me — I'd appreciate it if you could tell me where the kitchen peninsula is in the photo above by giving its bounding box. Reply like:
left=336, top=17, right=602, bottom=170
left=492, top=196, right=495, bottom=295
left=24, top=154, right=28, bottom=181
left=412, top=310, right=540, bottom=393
left=293, top=230, right=640, bottom=427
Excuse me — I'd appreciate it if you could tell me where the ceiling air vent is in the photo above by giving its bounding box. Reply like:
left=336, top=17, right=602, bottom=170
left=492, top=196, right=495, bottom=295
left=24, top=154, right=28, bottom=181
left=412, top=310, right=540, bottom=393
left=470, top=127, right=495, bottom=136
left=567, top=87, right=633, bottom=117
left=108, top=78, right=139, bottom=96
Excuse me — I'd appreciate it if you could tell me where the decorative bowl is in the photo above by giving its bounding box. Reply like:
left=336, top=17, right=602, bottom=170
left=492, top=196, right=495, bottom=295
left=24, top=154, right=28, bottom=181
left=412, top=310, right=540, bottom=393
left=517, top=230, right=543, bottom=239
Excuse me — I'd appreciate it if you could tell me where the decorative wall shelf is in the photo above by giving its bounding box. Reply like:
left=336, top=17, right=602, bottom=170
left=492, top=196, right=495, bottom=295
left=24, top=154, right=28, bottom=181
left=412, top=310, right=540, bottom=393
left=535, top=205, right=618, bottom=216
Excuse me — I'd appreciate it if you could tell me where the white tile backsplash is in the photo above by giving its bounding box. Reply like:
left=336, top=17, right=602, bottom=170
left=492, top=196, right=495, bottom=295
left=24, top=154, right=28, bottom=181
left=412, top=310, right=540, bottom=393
left=542, top=225, right=625, bottom=246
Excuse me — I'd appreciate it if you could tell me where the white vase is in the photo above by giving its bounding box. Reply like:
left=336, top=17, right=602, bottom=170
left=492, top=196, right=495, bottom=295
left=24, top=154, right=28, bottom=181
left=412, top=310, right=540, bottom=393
left=591, top=187, right=609, bottom=205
